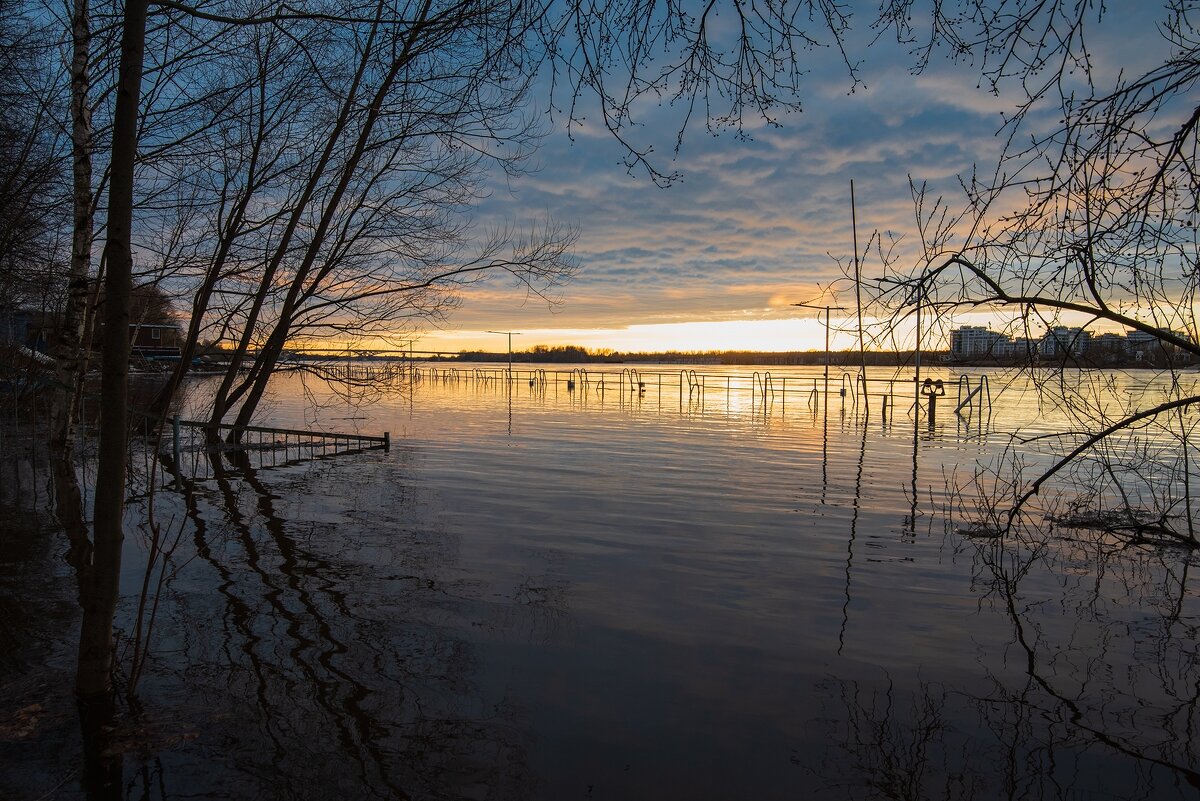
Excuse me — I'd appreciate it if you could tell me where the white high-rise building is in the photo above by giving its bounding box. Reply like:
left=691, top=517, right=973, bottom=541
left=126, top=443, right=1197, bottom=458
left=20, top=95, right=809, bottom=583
left=950, top=326, right=1007, bottom=358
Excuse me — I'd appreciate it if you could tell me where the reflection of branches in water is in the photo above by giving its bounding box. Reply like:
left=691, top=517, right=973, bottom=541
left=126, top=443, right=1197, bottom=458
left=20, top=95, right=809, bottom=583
left=217, top=455, right=407, bottom=796
left=293, top=364, right=410, bottom=430
left=971, top=523, right=1200, bottom=794
left=942, top=389, right=1200, bottom=547
left=145, top=449, right=536, bottom=799
left=157, top=450, right=291, bottom=767
left=820, top=519, right=1198, bottom=800
left=819, top=675, right=983, bottom=801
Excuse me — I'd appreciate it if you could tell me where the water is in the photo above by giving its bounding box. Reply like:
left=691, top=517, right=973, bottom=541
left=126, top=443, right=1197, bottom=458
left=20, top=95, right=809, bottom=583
left=3, top=364, right=1199, bottom=800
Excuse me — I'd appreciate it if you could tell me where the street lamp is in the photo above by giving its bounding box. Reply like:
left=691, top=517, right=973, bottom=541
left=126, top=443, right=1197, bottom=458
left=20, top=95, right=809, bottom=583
left=792, top=301, right=847, bottom=385
left=394, top=338, right=418, bottom=382
left=487, top=330, right=521, bottom=376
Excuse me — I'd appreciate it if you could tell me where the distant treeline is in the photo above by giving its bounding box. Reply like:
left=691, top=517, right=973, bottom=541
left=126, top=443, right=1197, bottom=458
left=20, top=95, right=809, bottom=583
left=448, top=345, right=944, bottom=366
left=440, top=344, right=1190, bottom=368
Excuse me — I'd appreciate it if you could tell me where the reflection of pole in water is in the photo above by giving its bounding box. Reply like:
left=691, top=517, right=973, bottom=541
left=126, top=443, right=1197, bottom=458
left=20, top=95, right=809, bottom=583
left=794, top=300, right=844, bottom=504
left=907, top=426, right=919, bottom=537
left=822, top=382, right=829, bottom=504
left=838, top=409, right=869, bottom=656
left=908, top=278, right=925, bottom=537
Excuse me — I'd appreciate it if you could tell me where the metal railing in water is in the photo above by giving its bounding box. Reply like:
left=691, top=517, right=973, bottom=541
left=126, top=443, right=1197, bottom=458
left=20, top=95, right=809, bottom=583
left=269, top=362, right=980, bottom=426
left=621, top=368, right=647, bottom=394
left=396, top=364, right=939, bottom=420
left=130, top=412, right=390, bottom=481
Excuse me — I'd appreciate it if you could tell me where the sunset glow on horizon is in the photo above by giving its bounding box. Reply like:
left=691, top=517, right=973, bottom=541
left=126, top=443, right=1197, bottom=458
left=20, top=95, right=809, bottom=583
left=419, top=318, right=847, bottom=355
left=336, top=314, right=927, bottom=355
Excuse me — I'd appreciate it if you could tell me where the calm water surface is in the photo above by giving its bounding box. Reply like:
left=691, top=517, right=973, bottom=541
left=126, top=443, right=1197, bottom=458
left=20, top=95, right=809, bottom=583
left=6, top=364, right=1199, bottom=800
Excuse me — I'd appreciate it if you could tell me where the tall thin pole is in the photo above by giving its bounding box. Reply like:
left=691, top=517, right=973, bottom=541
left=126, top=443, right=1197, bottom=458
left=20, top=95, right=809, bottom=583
left=824, top=306, right=831, bottom=384
left=851, top=181, right=868, bottom=409
left=793, top=301, right=846, bottom=405
left=487, top=330, right=521, bottom=379
left=914, top=282, right=923, bottom=435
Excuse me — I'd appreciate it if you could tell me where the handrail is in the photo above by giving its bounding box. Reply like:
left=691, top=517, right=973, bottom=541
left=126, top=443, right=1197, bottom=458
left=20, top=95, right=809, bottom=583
left=176, top=418, right=386, bottom=444
left=752, top=371, right=774, bottom=401
left=954, top=374, right=992, bottom=416
left=679, top=369, right=703, bottom=401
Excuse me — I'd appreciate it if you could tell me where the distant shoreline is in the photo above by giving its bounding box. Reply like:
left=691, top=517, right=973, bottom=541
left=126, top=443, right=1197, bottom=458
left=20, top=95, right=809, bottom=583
left=271, top=347, right=1192, bottom=370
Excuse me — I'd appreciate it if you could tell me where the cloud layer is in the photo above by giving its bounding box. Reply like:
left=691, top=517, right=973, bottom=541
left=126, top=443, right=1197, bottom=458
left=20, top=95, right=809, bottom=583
left=421, top=2, right=1159, bottom=353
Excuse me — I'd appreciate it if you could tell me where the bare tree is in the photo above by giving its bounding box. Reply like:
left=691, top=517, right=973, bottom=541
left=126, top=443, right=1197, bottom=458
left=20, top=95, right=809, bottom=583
left=0, top=1, right=64, bottom=316
left=538, top=0, right=859, bottom=184
left=70, top=0, right=910, bottom=702
left=128, top=0, right=580, bottom=436
left=874, top=1, right=1200, bottom=540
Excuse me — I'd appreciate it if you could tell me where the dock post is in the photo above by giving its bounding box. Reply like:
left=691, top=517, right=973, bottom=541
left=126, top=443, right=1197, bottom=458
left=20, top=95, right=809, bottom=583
left=383, top=431, right=390, bottom=451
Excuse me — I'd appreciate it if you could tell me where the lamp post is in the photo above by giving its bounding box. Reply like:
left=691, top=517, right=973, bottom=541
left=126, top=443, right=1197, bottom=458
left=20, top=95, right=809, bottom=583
left=395, top=339, right=418, bottom=382
left=487, top=330, right=521, bottom=377
left=792, top=301, right=847, bottom=385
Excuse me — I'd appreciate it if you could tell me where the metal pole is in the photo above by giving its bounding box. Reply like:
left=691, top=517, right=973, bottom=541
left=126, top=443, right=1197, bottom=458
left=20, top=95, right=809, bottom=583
left=793, top=300, right=846, bottom=412
left=851, top=180, right=868, bottom=411
left=487, top=330, right=521, bottom=384
left=824, top=305, right=831, bottom=385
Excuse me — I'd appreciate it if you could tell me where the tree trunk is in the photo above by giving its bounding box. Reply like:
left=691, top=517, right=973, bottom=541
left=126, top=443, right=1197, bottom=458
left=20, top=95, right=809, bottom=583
left=76, top=0, right=148, bottom=701
left=50, top=0, right=94, bottom=455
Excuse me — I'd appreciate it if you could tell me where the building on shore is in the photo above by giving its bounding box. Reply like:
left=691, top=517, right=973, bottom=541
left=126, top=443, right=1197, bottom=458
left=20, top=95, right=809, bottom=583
left=948, top=324, right=1192, bottom=365
left=1039, top=326, right=1091, bottom=359
left=950, top=326, right=1008, bottom=359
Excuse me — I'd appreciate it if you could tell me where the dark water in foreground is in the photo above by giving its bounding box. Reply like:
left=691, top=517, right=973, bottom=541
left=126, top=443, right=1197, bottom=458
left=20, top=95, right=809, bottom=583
left=3, top=365, right=1199, bottom=799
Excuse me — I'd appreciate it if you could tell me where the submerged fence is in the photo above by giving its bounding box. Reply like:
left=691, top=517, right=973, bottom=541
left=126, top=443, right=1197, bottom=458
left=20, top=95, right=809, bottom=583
left=132, top=413, right=390, bottom=482
left=412, top=364, right=994, bottom=424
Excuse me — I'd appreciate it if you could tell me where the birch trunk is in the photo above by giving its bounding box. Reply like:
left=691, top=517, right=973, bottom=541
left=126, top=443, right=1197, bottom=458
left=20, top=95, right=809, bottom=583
left=50, top=0, right=94, bottom=455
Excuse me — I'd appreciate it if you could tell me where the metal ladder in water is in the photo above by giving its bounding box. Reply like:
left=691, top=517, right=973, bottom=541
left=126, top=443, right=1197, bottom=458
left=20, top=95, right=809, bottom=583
left=954, top=374, right=992, bottom=416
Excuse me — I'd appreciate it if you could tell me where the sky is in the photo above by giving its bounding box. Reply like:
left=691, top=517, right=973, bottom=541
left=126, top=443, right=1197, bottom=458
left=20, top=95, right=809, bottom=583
left=405, top=1, right=1162, bottom=355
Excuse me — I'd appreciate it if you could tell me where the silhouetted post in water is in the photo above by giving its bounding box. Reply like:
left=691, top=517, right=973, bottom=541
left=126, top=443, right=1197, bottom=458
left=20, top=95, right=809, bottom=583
left=397, top=339, right=416, bottom=384
left=850, top=180, right=869, bottom=414
left=793, top=301, right=846, bottom=408
left=488, top=330, right=521, bottom=382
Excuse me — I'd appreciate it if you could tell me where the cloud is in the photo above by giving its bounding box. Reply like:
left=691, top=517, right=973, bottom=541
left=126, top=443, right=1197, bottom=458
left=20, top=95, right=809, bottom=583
left=429, top=2, right=1169, bottom=352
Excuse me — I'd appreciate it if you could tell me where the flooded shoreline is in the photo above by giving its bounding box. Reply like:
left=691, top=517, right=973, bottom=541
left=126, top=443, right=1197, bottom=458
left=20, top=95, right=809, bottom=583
left=3, top=365, right=1198, bottom=799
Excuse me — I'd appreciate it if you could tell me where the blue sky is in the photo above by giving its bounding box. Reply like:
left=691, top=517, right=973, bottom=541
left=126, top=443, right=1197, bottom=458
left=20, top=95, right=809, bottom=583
left=415, top=1, right=1160, bottom=354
